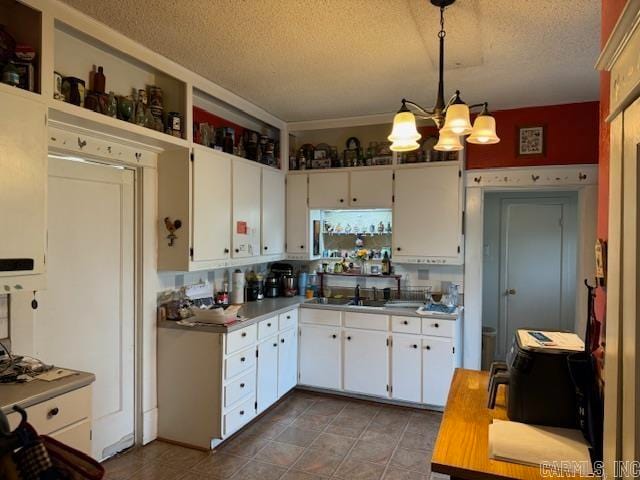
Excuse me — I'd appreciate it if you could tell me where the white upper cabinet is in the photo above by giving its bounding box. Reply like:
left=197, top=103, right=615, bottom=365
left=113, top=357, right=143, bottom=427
left=308, top=171, right=349, bottom=208
left=261, top=169, right=285, bottom=256
left=0, top=90, right=46, bottom=279
left=349, top=170, right=393, bottom=208
left=286, top=174, right=309, bottom=254
left=232, top=160, right=261, bottom=258
left=393, top=163, right=462, bottom=263
left=192, top=147, right=231, bottom=263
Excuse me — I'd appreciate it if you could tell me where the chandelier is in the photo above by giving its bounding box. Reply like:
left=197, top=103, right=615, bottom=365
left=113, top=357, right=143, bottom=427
left=388, top=0, right=500, bottom=152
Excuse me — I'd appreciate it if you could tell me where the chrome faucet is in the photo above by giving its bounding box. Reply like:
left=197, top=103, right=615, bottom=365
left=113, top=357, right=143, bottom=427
left=354, top=284, right=361, bottom=305
left=372, top=286, right=378, bottom=301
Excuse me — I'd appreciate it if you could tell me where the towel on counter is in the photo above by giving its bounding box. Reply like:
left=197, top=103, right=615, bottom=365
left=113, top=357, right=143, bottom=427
left=488, top=419, right=593, bottom=475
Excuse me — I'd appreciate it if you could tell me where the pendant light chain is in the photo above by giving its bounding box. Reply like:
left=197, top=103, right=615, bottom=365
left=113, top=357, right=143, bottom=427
left=439, top=5, right=446, bottom=39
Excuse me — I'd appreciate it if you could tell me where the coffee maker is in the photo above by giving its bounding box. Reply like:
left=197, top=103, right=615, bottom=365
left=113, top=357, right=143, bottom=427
left=269, top=262, right=296, bottom=297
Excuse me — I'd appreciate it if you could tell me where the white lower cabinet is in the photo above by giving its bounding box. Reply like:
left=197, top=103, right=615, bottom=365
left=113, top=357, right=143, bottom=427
left=299, top=324, right=341, bottom=389
left=422, top=336, right=455, bottom=406
left=257, top=336, right=279, bottom=413
left=391, top=334, right=422, bottom=403
left=343, top=329, right=389, bottom=397
left=278, top=328, right=298, bottom=397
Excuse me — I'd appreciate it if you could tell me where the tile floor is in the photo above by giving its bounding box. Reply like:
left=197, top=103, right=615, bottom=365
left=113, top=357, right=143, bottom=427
left=104, top=389, right=448, bottom=480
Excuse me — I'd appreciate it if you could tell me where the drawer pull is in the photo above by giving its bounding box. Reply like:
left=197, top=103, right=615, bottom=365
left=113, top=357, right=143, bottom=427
left=48, top=407, right=60, bottom=418
left=331, top=334, right=337, bottom=339
left=352, top=198, right=357, bottom=202
left=240, top=383, right=245, bottom=388
left=433, top=323, right=440, bottom=328
left=239, top=410, right=245, bottom=415
left=281, top=338, right=285, bottom=343
left=425, top=345, right=431, bottom=350
left=273, top=343, right=277, bottom=347
left=241, top=332, right=247, bottom=337
left=403, top=320, right=409, bottom=325
left=300, top=245, right=304, bottom=249
left=240, top=357, right=246, bottom=362
left=224, top=248, right=230, bottom=253
left=286, top=315, right=291, bottom=319
left=339, top=198, right=344, bottom=203
left=347, top=336, right=352, bottom=341
left=412, top=344, right=418, bottom=349
left=267, top=322, right=272, bottom=327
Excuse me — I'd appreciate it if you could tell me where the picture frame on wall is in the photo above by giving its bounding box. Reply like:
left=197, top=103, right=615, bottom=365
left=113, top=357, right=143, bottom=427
left=517, top=125, right=546, bottom=156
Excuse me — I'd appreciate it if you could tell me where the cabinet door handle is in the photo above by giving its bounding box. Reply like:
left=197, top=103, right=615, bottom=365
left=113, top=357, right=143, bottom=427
left=264, top=246, right=268, bottom=251
left=433, top=323, right=439, bottom=328
left=235, top=248, right=240, bottom=253
left=273, top=343, right=278, bottom=347
left=240, top=383, right=245, bottom=388
left=224, top=248, right=230, bottom=253
left=267, top=322, right=271, bottom=327
left=239, top=410, right=245, bottom=415
left=412, top=344, right=418, bottom=349
left=352, top=198, right=357, bottom=202
left=300, top=245, right=305, bottom=249
left=286, top=315, right=291, bottom=319
left=281, top=338, right=285, bottom=343
left=403, top=320, right=408, bottom=325
left=47, top=407, right=60, bottom=418
left=331, top=334, right=337, bottom=339
left=339, top=198, right=344, bottom=203
left=396, top=247, right=402, bottom=251
left=347, top=336, right=352, bottom=341
left=425, top=345, right=431, bottom=350
left=241, top=332, right=247, bottom=337
left=240, top=357, right=246, bottom=362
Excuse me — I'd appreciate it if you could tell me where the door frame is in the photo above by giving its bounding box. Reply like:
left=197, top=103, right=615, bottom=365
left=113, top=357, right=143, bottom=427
left=463, top=164, right=598, bottom=369
left=496, top=194, right=578, bottom=358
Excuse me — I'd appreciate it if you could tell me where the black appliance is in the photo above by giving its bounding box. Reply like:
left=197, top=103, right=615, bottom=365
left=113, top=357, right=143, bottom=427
left=488, top=329, right=578, bottom=428
left=245, top=279, right=264, bottom=301
left=264, top=275, right=280, bottom=298
left=268, top=263, right=294, bottom=297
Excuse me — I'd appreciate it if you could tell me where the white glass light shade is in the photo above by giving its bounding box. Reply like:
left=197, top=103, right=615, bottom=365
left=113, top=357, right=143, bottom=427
left=434, top=130, right=463, bottom=151
left=467, top=114, right=500, bottom=144
left=388, top=111, right=422, bottom=152
left=441, top=103, right=472, bottom=135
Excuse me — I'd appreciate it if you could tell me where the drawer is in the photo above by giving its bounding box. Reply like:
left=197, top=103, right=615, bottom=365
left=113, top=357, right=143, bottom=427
left=391, top=315, right=421, bottom=334
left=223, top=396, right=256, bottom=437
left=8, top=386, right=92, bottom=436
left=224, top=370, right=256, bottom=408
left=344, top=312, right=388, bottom=331
left=258, top=316, right=278, bottom=340
left=226, top=323, right=257, bottom=355
left=49, top=419, right=92, bottom=456
left=279, top=308, right=298, bottom=331
left=300, top=308, right=341, bottom=326
left=225, top=347, right=256, bottom=379
left=421, top=318, right=455, bottom=338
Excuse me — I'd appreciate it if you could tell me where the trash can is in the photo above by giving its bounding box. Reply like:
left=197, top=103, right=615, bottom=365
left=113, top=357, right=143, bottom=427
left=481, top=326, right=497, bottom=371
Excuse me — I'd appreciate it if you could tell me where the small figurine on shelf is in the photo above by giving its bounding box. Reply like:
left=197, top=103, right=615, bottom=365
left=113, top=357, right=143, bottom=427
left=386, top=222, right=392, bottom=233
left=369, top=224, right=376, bottom=234
left=378, top=221, right=385, bottom=234
left=355, top=234, right=364, bottom=248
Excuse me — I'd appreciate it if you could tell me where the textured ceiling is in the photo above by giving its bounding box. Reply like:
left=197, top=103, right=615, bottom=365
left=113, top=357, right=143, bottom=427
left=59, top=0, right=601, bottom=122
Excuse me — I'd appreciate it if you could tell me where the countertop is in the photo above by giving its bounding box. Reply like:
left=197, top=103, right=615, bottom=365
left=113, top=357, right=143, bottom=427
left=431, top=369, right=584, bottom=480
left=0, top=369, right=95, bottom=414
left=159, top=296, right=459, bottom=334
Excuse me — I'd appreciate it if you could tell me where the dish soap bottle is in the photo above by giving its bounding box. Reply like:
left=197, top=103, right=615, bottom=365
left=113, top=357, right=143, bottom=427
left=382, top=251, right=391, bottom=275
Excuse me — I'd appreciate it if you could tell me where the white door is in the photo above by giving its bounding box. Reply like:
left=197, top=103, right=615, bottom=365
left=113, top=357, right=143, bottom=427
left=192, top=147, right=231, bottom=262
left=391, top=334, right=422, bottom=403
left=232, top=161, right=261, bottom=258
left=262, top=169, right=285, bottom=255
left=308, top=171, right=349, bottom=208
left=277, top=327, right=298, bottom=397
left=299, top=324, right=341, bottom=389
left=393, top=165, right=461, bottom=259
left=343, top=329, right=389, bottom=397
left=286, top=174, right=308, bottom=254
left=36, top=157, right=135, bottom=460
left=498, top=197, right=576, bottom=356
left=350, top=170, right=393, bottom=208
left=257, top=336, right=279, bottom=413
left=422, top=336, right=454, bottom=407
left=0, top=91, right=46, bottom=276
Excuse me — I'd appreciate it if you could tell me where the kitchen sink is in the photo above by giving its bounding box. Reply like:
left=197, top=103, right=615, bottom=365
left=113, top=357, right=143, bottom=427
left=348, top=299, right=388, bottom=308
left=307, top=297, right=353, bottom=306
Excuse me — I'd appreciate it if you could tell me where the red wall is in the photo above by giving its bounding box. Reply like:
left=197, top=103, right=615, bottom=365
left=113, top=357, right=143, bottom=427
left=596, top=0, right=627, bottom=322
left=465, top=102, right=599, bottom=169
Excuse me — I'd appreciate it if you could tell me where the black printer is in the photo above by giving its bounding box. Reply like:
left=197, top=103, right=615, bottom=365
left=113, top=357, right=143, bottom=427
left=488, top=329, right=580, bottom=428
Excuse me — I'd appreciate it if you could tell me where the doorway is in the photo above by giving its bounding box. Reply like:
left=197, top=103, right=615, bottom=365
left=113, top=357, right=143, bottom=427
left=482, top=191, right=578, bottom=359
left=34, top=156, right=136, bottom=460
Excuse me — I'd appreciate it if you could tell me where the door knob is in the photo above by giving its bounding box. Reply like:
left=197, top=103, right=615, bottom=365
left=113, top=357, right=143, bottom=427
left=506, top=288, right=517, bottom=295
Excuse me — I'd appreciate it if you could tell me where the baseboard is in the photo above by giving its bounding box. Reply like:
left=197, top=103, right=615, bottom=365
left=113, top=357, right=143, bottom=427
left=142, top=407, right=158, bottom=445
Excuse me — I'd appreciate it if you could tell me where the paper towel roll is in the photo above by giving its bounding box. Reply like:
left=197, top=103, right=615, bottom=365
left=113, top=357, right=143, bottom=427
left=231, top=270, right=245, bottom=304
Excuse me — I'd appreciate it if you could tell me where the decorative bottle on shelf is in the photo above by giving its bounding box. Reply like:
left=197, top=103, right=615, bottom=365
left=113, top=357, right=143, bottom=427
left=382, top=251, right=391, bottom=276
left=94, top=66, right=106, bottom=94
